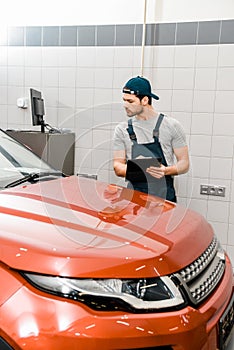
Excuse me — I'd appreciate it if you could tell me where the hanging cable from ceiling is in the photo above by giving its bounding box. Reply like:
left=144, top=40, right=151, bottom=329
left=140, top=0, right=147, bottom=77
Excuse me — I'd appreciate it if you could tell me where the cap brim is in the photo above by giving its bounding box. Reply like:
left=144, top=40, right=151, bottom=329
left=151, top=93, right=159, bottom=100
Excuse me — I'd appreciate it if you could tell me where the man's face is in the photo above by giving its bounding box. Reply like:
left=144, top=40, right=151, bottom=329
left=122, top=93, right=143, bottom=117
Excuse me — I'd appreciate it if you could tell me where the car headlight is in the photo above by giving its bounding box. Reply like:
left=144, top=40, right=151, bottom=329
left=22, top=273, right=185, bottom=312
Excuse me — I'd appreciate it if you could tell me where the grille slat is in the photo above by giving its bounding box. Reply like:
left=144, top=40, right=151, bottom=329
left=176, top=236, right=226, bottom=305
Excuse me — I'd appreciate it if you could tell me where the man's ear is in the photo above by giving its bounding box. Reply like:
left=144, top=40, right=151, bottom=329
left=141, top=96, right=149, bottom=105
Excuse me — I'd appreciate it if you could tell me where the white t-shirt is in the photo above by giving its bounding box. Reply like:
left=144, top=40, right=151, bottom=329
left=113, top=114, right=187, bottom=166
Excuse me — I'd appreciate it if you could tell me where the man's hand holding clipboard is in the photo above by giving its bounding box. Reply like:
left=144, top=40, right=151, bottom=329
left=126, top=157, right=163, bottom=183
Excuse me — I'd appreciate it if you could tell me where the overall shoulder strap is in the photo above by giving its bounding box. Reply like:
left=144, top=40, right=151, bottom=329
left=126, top=119, right=137, bottom=141
left=153, top=113, right=164, bottom=139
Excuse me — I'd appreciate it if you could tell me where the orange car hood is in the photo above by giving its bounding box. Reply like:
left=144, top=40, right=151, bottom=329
left=0, top=176, right=213, bottom=278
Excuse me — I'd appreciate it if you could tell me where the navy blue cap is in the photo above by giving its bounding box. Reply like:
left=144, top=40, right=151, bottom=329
left=123, top=76, right=159, bottom=100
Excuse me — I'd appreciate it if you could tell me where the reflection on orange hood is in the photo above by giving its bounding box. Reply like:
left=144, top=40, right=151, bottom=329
left=0, top=176, right=214, bottom=278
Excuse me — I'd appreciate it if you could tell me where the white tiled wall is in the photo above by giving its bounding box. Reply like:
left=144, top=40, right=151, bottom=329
left=0, top=42, right=234, bottom=264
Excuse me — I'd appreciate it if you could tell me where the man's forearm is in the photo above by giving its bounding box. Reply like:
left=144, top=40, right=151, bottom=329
left=164, top=159, right=189, bottom=176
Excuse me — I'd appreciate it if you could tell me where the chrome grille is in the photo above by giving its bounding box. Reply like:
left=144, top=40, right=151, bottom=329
left=175, top=236, right=226, bottom=305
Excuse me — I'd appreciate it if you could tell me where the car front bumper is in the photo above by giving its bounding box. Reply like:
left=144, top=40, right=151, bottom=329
left=1, top=258, right=233, bottom=350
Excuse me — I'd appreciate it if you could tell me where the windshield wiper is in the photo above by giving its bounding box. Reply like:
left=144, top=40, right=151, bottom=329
left=4, top=171, right=64, bottom=188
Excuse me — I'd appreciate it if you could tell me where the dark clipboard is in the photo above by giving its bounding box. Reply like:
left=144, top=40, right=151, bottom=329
left=126, top=157, right=161, bottom=183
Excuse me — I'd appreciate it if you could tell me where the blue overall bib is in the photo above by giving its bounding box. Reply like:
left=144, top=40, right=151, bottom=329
left=126, top=114, right=176, bottom=202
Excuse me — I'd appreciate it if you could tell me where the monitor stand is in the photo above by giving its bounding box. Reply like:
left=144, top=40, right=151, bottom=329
left=40, top=123, right=45, bottom=133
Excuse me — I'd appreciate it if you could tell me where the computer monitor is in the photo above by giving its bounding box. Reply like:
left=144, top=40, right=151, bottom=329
left=30, top=88, right=46, bottom=133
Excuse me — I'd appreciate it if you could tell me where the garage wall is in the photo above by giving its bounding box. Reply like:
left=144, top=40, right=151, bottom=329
left=0, top=0, right=233, bottom=265
left=0, top=0, right=234, bottom=26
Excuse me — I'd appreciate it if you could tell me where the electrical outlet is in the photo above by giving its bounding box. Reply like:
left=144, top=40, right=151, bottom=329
left=200, top=185, right=226, bottom=197
left=215, top=186, right=226, bottom=197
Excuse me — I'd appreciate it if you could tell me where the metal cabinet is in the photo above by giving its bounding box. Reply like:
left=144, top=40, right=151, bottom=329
left=6, top=130, right=75, bottom=175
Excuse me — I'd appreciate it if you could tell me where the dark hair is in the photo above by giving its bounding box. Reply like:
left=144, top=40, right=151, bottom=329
left=136, top=94, right=152, bottom=105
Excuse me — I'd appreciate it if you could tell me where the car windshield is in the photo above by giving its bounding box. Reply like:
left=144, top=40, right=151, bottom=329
left=0, top=129, right=61, bottom=188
